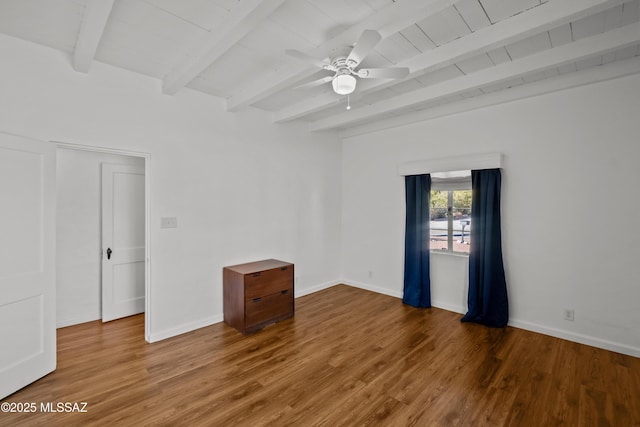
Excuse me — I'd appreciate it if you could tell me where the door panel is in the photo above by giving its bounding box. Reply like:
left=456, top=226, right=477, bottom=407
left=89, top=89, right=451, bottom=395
left=113, top=171, right=145, bottom=248
left=113, top=259, right=145, bottom=301
left=102, top=164, right=145, bottom=322
left=0, top=148, right=42, bottom=277
left=0, top=132, right=56, bottom=399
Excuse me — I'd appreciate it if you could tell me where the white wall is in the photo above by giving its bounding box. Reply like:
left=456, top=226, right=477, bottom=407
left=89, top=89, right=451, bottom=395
left=0, top=34, right=342, bottom=341
left=4, top=30, right=638, bottom=356
left=341, top=73, right=640, bottom=357
left=56, top=149, right=144, bottom=327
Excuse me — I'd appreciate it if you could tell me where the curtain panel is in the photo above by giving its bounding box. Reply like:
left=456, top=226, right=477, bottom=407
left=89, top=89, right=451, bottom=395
left=461, top=168, right=509, bottom=327
left=403, top=174, right=431, bottom=308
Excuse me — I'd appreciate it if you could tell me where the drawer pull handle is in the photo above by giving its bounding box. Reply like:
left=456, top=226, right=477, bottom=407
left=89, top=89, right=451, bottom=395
left=253, top=297, right=262, bottom=303
left=252, top=272, right=261, bottom=277
left=280, top=267, right=288, bottom=271
left=281, top=290, right=289, bottom=294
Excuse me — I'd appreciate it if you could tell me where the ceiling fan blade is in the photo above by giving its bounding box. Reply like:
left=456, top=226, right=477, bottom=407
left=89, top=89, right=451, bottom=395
left=285, top=49, right=333, bottom=70
left=293, top=75, right=334, bottom=90
left=346, top=30, right=382, bottom=68
left=357, top=67, right=410, bottom=79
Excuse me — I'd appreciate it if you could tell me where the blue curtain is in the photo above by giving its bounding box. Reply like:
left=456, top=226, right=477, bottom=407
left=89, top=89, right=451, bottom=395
left=403, top=174, right=431, bottom=308
left=462, top=169, right=508, bottom=327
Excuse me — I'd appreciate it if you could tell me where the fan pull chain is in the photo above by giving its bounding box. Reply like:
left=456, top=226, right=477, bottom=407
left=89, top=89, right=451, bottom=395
left=346, top=94, right=351, bottom=111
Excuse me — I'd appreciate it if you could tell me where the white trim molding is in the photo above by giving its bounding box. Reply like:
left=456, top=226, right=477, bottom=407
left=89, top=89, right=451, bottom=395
left=53, top=141, right=153, bottom=343
left=145, top=278, right=639, bottom=357
left=148, top=280, right=340, bottom=342
left=508, top=318, right=640, bottom=358
left=339, top=282, right=639, bottom=358
left=398, top=152, right=503, bottom=176
left=149, top=315, right=223, bottom=343
left=57, top=312, right=101, bottom=329
left=341, top=280, right=403, bottom=299
left=295, top=280, right=341, bottom=298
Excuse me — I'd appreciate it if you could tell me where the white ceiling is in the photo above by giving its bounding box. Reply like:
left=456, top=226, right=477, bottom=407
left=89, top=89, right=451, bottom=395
left=1, top=0, right=639, bottom=134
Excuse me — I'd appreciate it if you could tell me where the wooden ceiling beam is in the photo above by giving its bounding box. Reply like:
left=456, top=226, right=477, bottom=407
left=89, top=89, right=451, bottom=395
left=275, top=0, right=627, bottom=123
left=338, top=56, right=640, bottom=138
left=309, top=22, right=640, bottom=131
left=225, top=0, right=459, bottom=112
left=73, top=0, right=114, bottom=73
left=162, top=0, right=286, bottom=96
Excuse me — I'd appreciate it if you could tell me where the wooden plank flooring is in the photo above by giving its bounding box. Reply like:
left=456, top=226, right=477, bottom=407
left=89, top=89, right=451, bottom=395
left=1, top=285, right=638, bottom=426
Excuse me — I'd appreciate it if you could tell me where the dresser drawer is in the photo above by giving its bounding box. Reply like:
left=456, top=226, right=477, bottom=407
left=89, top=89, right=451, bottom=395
left=245, top=267, right=293, bottom=299
left=244, top=264, right=292, bottom=285
left=245, top=290, right=293, bottom=327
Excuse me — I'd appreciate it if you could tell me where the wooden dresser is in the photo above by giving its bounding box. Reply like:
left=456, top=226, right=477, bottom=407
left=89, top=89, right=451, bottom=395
left=223, top=259, right=294, bottom=334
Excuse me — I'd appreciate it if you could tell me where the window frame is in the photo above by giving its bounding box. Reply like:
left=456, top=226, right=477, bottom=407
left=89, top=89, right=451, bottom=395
left=399, top=153, right=503, bottom=257
left=430, top=188, right=471, bottom=256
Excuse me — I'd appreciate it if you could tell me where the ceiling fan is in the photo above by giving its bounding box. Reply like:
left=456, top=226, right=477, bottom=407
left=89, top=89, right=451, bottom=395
left=285, top=30, right=410, bottom=97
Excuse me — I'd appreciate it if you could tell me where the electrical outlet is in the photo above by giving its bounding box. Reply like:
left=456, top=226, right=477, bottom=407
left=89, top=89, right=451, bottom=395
left=564, top=309, right=574, bottom=321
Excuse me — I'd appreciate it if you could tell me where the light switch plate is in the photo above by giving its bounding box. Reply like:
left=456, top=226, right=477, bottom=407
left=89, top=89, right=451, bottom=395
left=160, top=217, right=178, bottom=229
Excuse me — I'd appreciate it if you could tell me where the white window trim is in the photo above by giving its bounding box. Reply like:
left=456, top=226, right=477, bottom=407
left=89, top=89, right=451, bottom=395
left=399, top=153, right=502, bottom=257
left=398, top=152, right=502, bottom=176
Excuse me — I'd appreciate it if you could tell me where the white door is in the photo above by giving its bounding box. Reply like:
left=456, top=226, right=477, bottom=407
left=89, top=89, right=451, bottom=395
left=0, top=133, right=56, bottom=399
left=101, top=163, right=145, bottom=322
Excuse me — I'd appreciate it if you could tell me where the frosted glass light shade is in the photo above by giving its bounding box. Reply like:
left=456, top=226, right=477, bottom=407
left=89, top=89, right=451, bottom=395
left=332, top=74, right=356, bottom=95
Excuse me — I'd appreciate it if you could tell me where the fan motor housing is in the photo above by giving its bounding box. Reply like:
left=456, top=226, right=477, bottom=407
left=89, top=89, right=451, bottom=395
left=331, top=56, right=357, bottom=72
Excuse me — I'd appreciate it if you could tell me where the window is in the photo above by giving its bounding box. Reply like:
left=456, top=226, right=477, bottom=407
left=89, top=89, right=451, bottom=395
left=430, top=170, right=472, bottom=255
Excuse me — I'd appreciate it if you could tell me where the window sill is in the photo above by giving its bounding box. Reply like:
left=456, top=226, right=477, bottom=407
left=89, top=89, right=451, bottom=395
left=430, top=250, right=469, bottom=259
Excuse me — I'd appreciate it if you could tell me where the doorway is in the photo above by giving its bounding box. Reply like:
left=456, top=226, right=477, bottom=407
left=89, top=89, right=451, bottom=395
left=55, top=143, right=151, bottom=340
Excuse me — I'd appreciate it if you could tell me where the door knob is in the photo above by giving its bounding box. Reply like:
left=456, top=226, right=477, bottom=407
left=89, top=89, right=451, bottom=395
left=106, top=248, right=112, bottom=260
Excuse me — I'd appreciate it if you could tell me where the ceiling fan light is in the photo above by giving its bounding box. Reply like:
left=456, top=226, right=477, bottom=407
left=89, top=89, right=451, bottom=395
left=332, top=74, right=356, bottom=95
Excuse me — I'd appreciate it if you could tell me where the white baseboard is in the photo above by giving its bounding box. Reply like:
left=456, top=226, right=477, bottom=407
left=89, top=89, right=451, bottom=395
left=341, top=282, right=466, bottom=314
left=431, top=300, right=465, bottom=315
left=340, top=280, right=639, bottom=358
left=295, top=280, right=341, bottom=298
left=341, top=279, right=403, bottom=299
left=57, top=312, right=101, bottom=329
left=147, top=280, right=341, bottom=343
left=145, top=279, right=640, bottom=358
left=508, top=318, right=640, bottom=358
left=148, top=314, right=223, bottom=343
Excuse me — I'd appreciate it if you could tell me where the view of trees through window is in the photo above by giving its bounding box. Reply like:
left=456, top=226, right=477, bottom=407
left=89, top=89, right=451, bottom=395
left=430, top=190, right=472, bottom=254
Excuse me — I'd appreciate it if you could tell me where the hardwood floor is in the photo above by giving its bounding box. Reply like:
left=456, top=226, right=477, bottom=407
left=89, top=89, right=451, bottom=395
left=2, top=285, right=638, bottom=426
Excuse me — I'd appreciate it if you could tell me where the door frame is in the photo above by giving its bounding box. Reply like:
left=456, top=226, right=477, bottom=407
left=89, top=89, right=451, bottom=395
left=54, top=141, right=152, bottom=342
